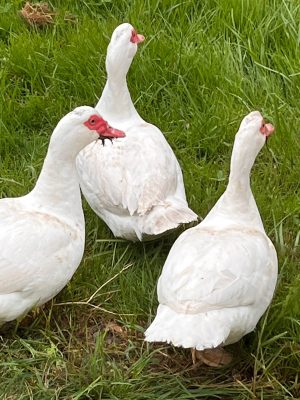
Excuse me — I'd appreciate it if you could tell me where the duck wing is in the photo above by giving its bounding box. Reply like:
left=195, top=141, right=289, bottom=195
left=0, top=203, right=83, bottom=295
left=77, top=124, right=182, bottom=216
left=158, top=227, right=277, bottom=314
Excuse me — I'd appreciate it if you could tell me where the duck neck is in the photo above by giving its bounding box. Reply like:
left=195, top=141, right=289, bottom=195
left=29, top=148, right=83, bottom=226
left=96, top=62, right=141, bottom=124
left=227, top=156, right=252, bottom=199
left=220, top=142, right=264, bottom=230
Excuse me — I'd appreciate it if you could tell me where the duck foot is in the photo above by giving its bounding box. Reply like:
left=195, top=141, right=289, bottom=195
left=192, top=347, right=232, bottom=367
left=191, top=348, right=197, bottom=365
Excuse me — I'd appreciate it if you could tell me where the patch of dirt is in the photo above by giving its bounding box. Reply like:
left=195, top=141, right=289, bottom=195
left=104, top=321, right=128, bottom=345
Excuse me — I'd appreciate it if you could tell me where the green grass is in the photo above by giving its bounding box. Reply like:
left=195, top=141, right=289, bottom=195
left=0, top=0, right=300, bottom=398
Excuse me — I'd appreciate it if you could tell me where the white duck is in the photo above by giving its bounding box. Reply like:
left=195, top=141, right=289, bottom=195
left=145, top=111, right=278, bottom=366
left=0, top=106, right=124, bottom=325
left=76, top=23, right=198, bottom=241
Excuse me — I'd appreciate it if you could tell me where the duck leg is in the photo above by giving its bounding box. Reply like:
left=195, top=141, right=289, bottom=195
left=31, top=304, right=45, bottom=318
left=191, top=348, right=199, bottom=365
left=192, top=347, right=232, bottom=367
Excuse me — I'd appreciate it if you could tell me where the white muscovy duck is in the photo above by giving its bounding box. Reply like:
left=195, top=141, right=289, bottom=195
left=0, top=106, right=125, bottom=325
left=145, top=111, right=278, bottom=366
left=76, top=23, right=198, bottom=241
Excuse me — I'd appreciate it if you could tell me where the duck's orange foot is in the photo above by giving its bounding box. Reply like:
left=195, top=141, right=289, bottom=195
left=192, top=347, right=232, bottom=367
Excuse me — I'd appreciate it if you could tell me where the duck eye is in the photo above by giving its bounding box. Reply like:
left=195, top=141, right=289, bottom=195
left=89, top=118, right=96, bottom=125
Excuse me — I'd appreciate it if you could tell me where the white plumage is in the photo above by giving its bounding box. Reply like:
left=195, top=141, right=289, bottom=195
left=145, top=111, right=278, bottom=354
left=0, top=106, right=123, bottom=325
left=76, top=23, right=197, bottom=241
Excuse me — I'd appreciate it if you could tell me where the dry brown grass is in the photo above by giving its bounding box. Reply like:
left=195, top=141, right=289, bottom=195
left=20, top=2, right=55, bottom=26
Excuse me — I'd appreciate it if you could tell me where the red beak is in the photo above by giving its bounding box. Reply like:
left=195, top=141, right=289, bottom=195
left=260, top=121, right=275, bottom=138
left=84, top=116, right=126, bottom=140
left=102, top=125, right=126, bottom=139
left=131, top=29, right=145, bottom=44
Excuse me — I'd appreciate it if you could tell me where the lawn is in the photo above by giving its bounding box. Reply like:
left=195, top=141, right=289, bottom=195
left=0, top=0, right=300, bottom=398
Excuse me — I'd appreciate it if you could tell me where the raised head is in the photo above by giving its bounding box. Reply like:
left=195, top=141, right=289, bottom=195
left=229, top=111, right=275, bottom=185
left=237, top=111, right=274, bottom=145
left=234, top=111, right=274, bottom=159
left=106, top=23, right=145, bottom=78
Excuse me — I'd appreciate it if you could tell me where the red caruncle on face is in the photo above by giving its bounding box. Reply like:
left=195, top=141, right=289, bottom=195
left=84, top=115, right=108, bottom=133
left=130, top=29, right=145, bottom=44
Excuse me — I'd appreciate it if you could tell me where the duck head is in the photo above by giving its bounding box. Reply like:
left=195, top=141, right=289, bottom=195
left=236, top=111, right=274, bottom=152
left=106, top=23, right=145, bottom=79
left=50, top=106, right=125, bottom=158
left=229, top=111, right=275, bottom=181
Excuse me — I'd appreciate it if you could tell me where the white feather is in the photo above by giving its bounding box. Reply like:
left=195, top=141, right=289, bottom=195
left=0, top=106, right=103, bottom=325
left=145, top=111, right=278, bottom=350
left=76, top=23, right=197, bottom=241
